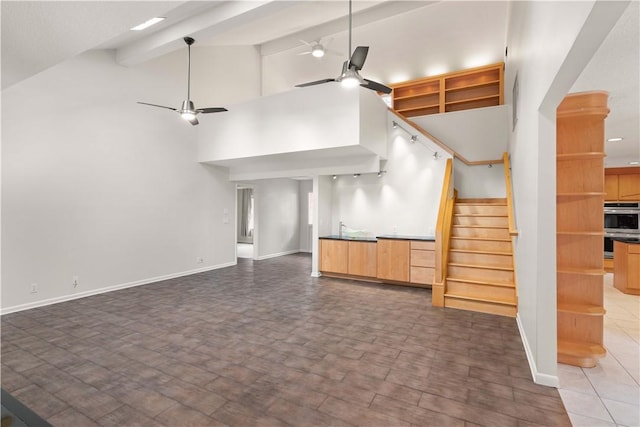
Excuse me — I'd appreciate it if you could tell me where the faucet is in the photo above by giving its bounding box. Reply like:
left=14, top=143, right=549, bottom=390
left=339, top=221, right=347, bottom=238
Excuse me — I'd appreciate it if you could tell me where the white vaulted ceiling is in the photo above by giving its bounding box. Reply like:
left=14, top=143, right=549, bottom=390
left=1, top=1, right=638, bottom=165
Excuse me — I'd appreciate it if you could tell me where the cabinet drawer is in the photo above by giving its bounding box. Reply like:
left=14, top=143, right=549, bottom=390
left=411, top=249, right=435, bottom=267
left=411, top=266, right=434, bottom=285
left=411, top=240, right=435, bottom=250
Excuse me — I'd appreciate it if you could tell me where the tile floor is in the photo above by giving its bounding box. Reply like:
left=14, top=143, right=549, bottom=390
left=558, top=273, right=640, bottom=427
left=1, top=253, right=571, bottom=426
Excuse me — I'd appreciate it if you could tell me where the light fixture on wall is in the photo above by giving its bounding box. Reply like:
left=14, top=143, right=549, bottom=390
left=332, top=175, right=338, bottom=180
left=353, top=173, right=361, bottom=178
left=377, top=170, right=387, bottom=177
left=392, top=120, right=439, bottom=159
left=607, top=137, right=623, bottom=142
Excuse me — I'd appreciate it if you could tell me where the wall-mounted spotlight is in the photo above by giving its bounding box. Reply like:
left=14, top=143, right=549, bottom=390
left=353, top=173, right=361, bottom=178
left=392, top=119, right=440, bottom=159
left=377, top=170, right=387, bottom=178
left=332, top=175, right=337, bottom=180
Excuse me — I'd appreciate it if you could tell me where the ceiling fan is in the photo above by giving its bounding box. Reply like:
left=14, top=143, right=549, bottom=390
left=138, top=37, right=227, bottom=126
left=297, top=39, right=341, bottom=58
left=295, top=0, right=392, bottom=94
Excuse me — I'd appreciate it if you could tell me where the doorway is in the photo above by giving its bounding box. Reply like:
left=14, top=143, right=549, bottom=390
left=237, top=187, right=254, bottom=259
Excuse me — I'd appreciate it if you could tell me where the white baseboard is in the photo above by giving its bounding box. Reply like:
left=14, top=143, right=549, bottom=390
left=516, top=313, right=560, bottom=388
left=310, top=272, right=322, bottom=278
left=0, top=261, right=237, bottom=315
left=255, top=249, right=300, bottom=261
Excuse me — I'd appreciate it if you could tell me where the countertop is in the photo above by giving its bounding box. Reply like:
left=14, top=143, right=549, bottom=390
left=612, top=237, right=640, bottom=244
left=319, top=235, right=435, bottom=242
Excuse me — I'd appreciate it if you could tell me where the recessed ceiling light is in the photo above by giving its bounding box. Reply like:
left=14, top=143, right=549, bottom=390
left=629, top=161, right=639, bottom=165
left=607, top=137, right=623, bottom=142
left=131, top=17, right=165, bottom=31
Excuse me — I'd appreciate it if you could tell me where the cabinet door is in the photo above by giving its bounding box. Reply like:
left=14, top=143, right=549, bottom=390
left=348, top=241, right=377, bottom=277
left=377, top=239, right=410, bottom=282
left=604, top=174, right=619, bottom=201
left=619, top=174, right=640, bottom=201
left=320, top=240, right=348, bottom=274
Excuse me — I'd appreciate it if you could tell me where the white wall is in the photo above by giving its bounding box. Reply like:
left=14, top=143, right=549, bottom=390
left=298, top=180, right=313, bottom=253
left=412, top=106, right=509, bottom=162
left=247, top=178, right=301, bottom=260
left=504, top=0, right=628, bottom=386
left=454, top=161, right=506, bottom=199
left=312, top=175, right=334, bottom=276
left=330, top=114, right=452, bottom=237
left=1, top=46, right=261, bottom=313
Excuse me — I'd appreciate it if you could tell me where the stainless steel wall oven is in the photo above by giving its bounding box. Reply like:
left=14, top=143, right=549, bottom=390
left=604, top=202, right=640, bottom=258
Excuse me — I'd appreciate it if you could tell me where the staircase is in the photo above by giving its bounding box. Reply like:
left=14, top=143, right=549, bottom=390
left=445, top=198, right=517, bottom=317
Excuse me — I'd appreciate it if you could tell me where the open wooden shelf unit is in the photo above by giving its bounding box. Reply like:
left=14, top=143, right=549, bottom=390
left=556, top=91, right=609, bottom=368
left=390, top=62, right=504, bottom=118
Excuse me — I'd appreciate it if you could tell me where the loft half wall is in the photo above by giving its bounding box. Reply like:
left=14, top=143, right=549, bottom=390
left=197, top=84, right=388, bottom=180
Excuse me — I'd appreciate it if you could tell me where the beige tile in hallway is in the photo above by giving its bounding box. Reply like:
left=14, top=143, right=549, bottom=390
left=558, top=273, right=640, bottom=426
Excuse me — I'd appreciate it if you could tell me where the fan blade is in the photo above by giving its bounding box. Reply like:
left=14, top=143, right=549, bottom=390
left=297, top=51, right=312, bottom=56
left=349, top=46, right=369, bottom=71
left=198, top=107, right=228, bottom=114
left=187, top=117, right=199, bottom=126
left=137, top=102, right=176, bottom=111
left=361, top=79, right=392, bottom=94
left=295, top=78, right=336, bottom=88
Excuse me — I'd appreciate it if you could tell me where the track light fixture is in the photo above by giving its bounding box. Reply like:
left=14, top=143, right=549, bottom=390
left=392, top=120, right=439, bottom=159
left=332, top=175, right=337, bottom=180
left=377, top=170, right=387, bottom=177
left=353, top=173, right=360, bottom=178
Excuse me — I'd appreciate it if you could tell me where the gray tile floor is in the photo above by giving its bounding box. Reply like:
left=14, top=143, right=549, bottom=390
left=1, top=253, right=571, bottom=426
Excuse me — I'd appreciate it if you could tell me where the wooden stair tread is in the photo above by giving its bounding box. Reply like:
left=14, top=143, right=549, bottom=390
left=456, top=198, right=506, bottom=204
left=454, top=214, right=508, bottom=217
left=450, top=236, right=511, bottom=242
left=450, top=248, right=512, bottom=256
left=558, top=303, right=606, bottom=316
left=444, top=293, right=517, bottom=306
left=448, top=262, right=514, bottom=272
left=452, top=225, right=509, bottom=229
left=447, top=277, right=515, bottom=288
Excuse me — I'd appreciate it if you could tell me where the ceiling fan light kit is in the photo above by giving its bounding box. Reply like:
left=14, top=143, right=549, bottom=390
left=137, top=37, right=227, bottom=126
left=295, top=0, right=391, bottom=94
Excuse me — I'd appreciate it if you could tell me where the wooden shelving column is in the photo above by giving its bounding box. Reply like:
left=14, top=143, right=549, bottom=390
left=556, top=91, right=609, bottom=368
left=391, top=63, right=504, bottom=118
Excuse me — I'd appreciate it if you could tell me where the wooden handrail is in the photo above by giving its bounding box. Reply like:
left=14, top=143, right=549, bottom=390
left=503, top=152, right=519, bottom=236
left=390, top=110, right=504, bottom=166
left=433, top=158, right=454, bottom=307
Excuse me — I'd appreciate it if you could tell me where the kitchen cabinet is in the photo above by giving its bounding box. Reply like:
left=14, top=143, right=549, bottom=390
left=410, top=240, right=435, bottom=286
left=376, top=239, right=410, bottom=282
left=347, top=241, right=377, bottom=278
left=613, top=240, right=640, bottom=295
left=604, top=167, right=640, bottom=201
left=391, top=63, right=503, bottom=118
left=619, top=174, right=640, bottom=200
left=604, top=174, right=619, bottom=201
left=556, top=91, right=607, bottom=368
left=320, top=239, right=348, bottom=274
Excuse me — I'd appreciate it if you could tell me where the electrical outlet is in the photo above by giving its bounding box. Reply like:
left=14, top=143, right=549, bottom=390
left=73, top=276, right=79, bottom=288
left=30, top=283, right=38, bottom=293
